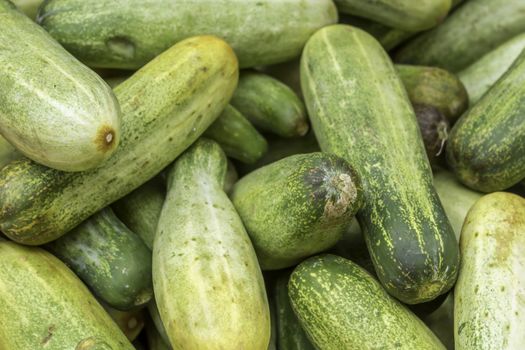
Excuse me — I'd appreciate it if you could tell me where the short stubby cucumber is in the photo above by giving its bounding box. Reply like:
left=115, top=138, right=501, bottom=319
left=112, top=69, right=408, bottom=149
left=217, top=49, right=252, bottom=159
left=0, top=241, right=134, bottom=350
left=153, top=139, right=270, bottom=349
left=0, top=0, right=121, bottom=172
left=37, top=0, right=337, bottom=69
left=455, top=192, right=525, bottom=349
left=301, top=25, right=459, bottom=304
left=231, top=152, right=362, bottom=270
left=0, top=35, right=238, bottom=245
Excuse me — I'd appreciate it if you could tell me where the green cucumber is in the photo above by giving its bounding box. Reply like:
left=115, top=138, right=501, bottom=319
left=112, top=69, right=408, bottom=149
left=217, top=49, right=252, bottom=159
left=101, top=302, right=146, bottom=341
left=47, top=207, right=153, bottom=310
left=0, top=135, right=21, bottom=169
left=301, top=24, right=459, bottom=304
left=231, top=71, right=308, bottom=138
left=288, top=254, right=446, bottom=349
left=447, top=49, right=525, bottom=192
left=148, top=301, right=171, bottom=347
left=224, top=159, right=238, bottom=194
left=455, top=192, right=525, bottom=349
left=11, top=0, right=42, bottom=19
left=0, top=0, right=121, bottom=172
left=459, top=33, right=525, bottom=104
left=421, top=293, right=455, bottom=350
left=231, top=152, right=362, bottom=270
left=153, top=139, right=270, bottom=349
left=0, top=35, right=238, bottom=245
left=396, top=0, right=525, bottom=72
left=0, top=241, right=134, bottom=349
left=38, top=0, right=337, bottom=69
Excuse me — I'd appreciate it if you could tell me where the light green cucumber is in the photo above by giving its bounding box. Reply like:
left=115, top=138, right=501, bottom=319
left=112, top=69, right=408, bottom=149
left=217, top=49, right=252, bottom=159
left=0, top=35, right=238, bottom=245
left=153, top=139, right=270, bottom=349
left=101, top=301, right=146, bottom=341
left=231, top=152, right=362, bottom=270
left=0, top=135, right=21, bottom=169
left=455, top=192, right=525, bottom=349
left=0, top=241, right=134, bottom=349
left=0, top=0, right=121, bottom=172
left=301, top=24, right=459, bottom=304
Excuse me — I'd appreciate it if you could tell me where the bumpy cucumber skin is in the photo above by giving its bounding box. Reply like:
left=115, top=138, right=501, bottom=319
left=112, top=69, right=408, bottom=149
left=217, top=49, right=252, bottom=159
left=301, top=25, right=459, bottom=304
left=0, top=241, right=134, bottom=350
left=447, top=49, right=525, bottom=193
left=231, top=152, right=362, bottom=270
left=455, top=192, right=525, bottom=350
left=396, top=0, right=525, bottom=72
left=153, top=139, right=270, bottom=349
left=38, top=0, right=337, bottom=69
left=0, top=1, right=121, bottom=172
left=289, top=254, right=446, bottom=349
left=0, top=35, right=238, bottom=245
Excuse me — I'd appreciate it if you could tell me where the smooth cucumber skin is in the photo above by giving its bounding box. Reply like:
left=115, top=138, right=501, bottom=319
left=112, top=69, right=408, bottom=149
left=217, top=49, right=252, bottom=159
left=455, top=192, right=525, bottom=349
left=231, top=71, right=308, bottom=137
left=47, top=207, right=153, bottom=310
left=0, top=134, right=21, bottom=169
left=0, top=241, right=134, bottom=350
left=153, top=139, right=270, bottom=349
left=38, top=0, right=337, bottom=69
left=396, top=0, right=525, bottom=72
left=231, top=152, right=362, bottom=270
left=0, top=35, right=238, bottom=245
left=289, top=254, right=446, bottom=349
left=301, top=24, right=459, bottom=304
left=447, top=49, right=525, bottom=193
left=0, top=0, right=121, bottom=172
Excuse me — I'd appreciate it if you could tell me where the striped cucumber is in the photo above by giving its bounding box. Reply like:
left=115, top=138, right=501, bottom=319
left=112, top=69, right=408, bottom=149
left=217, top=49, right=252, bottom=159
left=101, top=301, right=146, bottom=341
left=447, top=49, right=525, bottom=192
left=301, top=24, right=459, bottom=304
left=153, top=139, right=270, bottom=349
left=455, top=192, right=525, bottom=349
left=0, top=35, right=238, bottom=245
left=0, top=241, right=134, bottom=349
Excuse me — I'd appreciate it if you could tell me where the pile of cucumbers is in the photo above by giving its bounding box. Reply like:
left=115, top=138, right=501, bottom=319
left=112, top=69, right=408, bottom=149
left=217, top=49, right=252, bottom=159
left=0, top=0, right=524, bottom=349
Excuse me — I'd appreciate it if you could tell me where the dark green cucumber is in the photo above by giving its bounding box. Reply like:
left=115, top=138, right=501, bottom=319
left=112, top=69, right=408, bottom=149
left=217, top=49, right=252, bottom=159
left=301, top=25, right=459, bottom=304
left=447, top=49, right=525, bottom=192
left=231, top=152, right=362, bottom=270
left=0, top=35, right=238, bottom=245
left=0, top=135, right=21, bottom=169
left=231, top=71, right=308, bottom=138
left=288, top=254, right=446, bottom=349
left=47, top=207, right=153, bottom=310
left=101, top=301, right=146, bottom=341
left=396, top=0, right=525, bottom=72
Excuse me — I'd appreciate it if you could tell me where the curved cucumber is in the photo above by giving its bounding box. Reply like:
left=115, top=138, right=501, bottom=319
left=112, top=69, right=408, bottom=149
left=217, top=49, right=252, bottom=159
left=0, top=35, right=238, bottom=245
left=231, top=152, right=362, bottom=270
left=0, top=135, right=21, bottom=169
left=455, top=192, right=525, bottom=349
left=101, top=302, right=146, bottom=341
left=0, top=0, right=121, bottom=172
left=0, top=241, right=134, bottom=349
left=153, top=139, right=270, bottom=349
left=301, top=24, right=458, bottom=304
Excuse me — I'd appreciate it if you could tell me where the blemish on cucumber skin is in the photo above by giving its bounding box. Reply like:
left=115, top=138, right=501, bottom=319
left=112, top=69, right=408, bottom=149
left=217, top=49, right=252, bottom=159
left=96, top=125, right=117, bottom=153
left=106, top=36, right=136, bottom=60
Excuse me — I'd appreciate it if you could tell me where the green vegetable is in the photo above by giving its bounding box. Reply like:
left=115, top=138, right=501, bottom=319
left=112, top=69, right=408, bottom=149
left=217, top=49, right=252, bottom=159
left=148, top=301, right=170, bottom=346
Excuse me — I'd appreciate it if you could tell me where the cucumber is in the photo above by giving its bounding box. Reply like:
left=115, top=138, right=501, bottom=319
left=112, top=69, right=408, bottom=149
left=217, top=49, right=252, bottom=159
left=148, top=300, right=171, bottom=346
left=288, top=254, right=446, bottom=349
left=105, top=75, right=129, bottom=89
left=447, top=49, right=525, bottom=192
left=458, top=33, right=525, bottom=104
left=147, top=317, right=172, bottom=350
left=101, top=301, right=146, bottom=341
left=0, top=35, right=238, bottom=245
left=231, top=71, right=308, bottom=138
left=224, top=159, right=238, bottom=194
left=38, top=0, right=337, bottom=69
left=153, top=139, right=270, bottom=349
left=455, top=192, right=525, bottom=349
left=0, top=135, right=21, bottom=169
left=0, top=241, right=134, bottom=349
left=47, top=207, right=153, bottom=310
left=231, top=152, right=362, bottom=270
left=301, top=24, right=459, bottom=304
left=420, top=293, right=455, bottom=350
left=11, top=0, right=42, bottom=19
left=0, top=0, right=121, bottom=172
left=396, top=0, right=525, bottom=72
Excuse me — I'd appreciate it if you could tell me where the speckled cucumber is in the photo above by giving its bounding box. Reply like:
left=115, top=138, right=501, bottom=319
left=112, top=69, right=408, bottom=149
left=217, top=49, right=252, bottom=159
left=0, top=241, right=134, bottom=349
left=0, top=135, right=21, bottom=169
left=153, top=139, right=270, bottom=349
left=447, top=49, right=525, bottom=192
left=47, top=207, right=153, bottom=310
left=455, top=192, right=525, bottom=349
left=288, top=254, right=446, bottom=349
left=231, top=152, right=362, bottom=270
left=396, top=0, right=525, bottom=72
left=301, top=25, right=459, bottom=304
left=38, top=0, right=337, bottom=69
left=0, top=35, right=238, bottom=245
left=101, top=301, right=146, bottom=341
